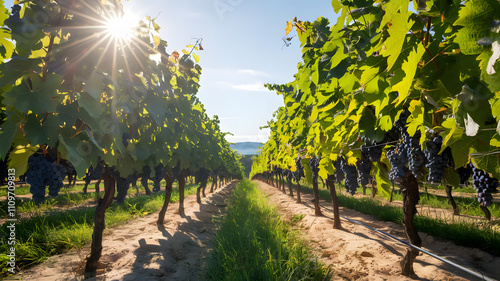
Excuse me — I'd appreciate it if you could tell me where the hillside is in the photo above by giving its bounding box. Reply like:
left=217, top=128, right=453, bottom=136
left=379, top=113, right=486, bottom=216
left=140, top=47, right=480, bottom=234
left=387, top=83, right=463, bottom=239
left=230, top=142, right=262, bottom=156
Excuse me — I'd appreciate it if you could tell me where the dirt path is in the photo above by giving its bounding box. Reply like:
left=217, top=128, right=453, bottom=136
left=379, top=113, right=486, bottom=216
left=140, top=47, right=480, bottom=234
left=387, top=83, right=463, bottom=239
left=255, top=180, right=500, bottom=281
left=14, top=181, right=237, bottom=281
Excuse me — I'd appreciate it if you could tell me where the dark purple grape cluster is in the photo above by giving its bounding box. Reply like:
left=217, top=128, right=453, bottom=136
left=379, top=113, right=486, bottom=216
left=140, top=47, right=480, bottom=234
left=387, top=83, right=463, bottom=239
left=108, top=168, right=133, bottom=204
left=152, top=164, right=165, bottom=192
left=293, top=158, right=304, bottom=181
left=333, top=158, right=345, bottom=184
left=424, top=136, right=448, bottom=183
left=387, top=147, right=406, bottom=182
left=403, top=131, right=426, bottom=179
left=340, top=156, right=358, bottom=195
left=285, top=169, right=293, bottom=181
left=198, top=167, right=210, bottom=184
left=26, top=153, right=67, bottom=204
left=471, top=165, right=497, bottom=207
left=172, top=164, right=181, bottom=179
left=356, top=154, right=372, bottom=187
left=309, top=156, right=320, bottom=184
left=140, top=165, right=151, bottom=189
left=84, top=163, right=104, bottom=183
left=362, top=143, right=383, bottom=162
left=457, top=163, right=472, bottom=186
left=394, top=108, right=410, bottom=133
left=122, top=132, right=131, bottom=147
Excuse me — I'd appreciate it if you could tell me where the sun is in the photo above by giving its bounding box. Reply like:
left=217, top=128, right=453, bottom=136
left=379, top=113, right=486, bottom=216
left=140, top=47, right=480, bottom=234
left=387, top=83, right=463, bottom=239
left=104, top=11, right=137, bottom=41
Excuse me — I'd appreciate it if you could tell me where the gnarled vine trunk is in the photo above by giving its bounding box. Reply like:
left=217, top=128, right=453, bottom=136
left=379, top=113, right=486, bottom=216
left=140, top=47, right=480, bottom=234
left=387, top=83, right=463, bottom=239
left=157, top=171, right=174, bottom=225
left=85, top=170, right=115, bottom=275
left=400, top=170, right=422, bottom=276
left=312, top=178, right=323, bottom=216
left=178, top=170, right=186, bottom=217
left=210, top=175, right=217, bottom=193
left=296, top=180, right=302, bottom=203
left=445, top=185, right=459, bottom=215
left=327, top=174, right=341, bottom=229
left=370, top=178, right=376, bottom=199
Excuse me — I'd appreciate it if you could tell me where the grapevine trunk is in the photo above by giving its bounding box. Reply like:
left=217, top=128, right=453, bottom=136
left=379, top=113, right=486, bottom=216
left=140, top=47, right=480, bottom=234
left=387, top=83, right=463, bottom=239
left=85, top=170, right=116, bottom=275
left=157, top=172, right=174, bottom=225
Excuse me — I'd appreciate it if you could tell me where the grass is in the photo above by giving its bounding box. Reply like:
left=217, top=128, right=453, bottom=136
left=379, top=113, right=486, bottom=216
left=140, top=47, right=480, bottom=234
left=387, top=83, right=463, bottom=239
left=204, top=179, right=332, bottom=281
left=287, top=182, right=500, bottom=257
left=0, top=182, right=199, bottom=278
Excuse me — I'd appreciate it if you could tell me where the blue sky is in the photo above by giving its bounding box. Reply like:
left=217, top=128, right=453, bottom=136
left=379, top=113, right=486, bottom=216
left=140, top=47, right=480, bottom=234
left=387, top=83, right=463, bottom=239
left=3, top=0, right=338, bottom=143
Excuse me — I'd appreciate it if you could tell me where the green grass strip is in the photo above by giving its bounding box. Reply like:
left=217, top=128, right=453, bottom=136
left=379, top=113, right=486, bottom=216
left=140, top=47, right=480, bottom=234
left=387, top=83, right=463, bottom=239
left=203, top=179, right=331, bottom=281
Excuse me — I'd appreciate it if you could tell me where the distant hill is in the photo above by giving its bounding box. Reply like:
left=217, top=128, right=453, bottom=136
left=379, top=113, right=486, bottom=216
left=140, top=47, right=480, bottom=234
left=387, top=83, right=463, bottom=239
left=230, top=142, right=262, bottom=155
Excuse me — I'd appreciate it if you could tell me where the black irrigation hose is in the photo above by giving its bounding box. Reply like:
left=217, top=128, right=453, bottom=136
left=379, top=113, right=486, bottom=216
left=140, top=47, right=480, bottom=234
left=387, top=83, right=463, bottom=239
left=318, top=200, right=497, bottom=281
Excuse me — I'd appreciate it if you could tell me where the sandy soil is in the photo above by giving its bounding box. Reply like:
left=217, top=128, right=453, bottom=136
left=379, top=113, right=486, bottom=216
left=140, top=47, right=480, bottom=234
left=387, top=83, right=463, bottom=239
left=12, top=181, right=237, bottom=281
left=255, top=180, right=500, bottom=281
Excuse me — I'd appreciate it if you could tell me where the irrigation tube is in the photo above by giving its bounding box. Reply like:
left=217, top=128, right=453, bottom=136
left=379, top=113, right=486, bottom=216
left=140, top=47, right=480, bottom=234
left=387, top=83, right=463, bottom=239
left=339, top=214, right=497, bottom=281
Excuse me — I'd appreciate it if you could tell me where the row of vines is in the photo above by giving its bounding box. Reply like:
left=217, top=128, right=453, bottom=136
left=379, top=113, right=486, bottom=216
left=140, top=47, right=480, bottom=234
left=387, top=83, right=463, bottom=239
left=0, top=0, right=244, bottom=276
left=251, top=0, right=500, bottom=277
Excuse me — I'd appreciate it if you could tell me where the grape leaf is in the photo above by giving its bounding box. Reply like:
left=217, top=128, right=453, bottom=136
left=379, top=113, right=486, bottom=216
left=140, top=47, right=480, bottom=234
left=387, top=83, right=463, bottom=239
left=379, top=0, right=415, bottom=71
left=7, top=144, right=36, bottom=178
left=391, top=43, right=426, bottom=107
left=373, top=162, right=392, bottom=197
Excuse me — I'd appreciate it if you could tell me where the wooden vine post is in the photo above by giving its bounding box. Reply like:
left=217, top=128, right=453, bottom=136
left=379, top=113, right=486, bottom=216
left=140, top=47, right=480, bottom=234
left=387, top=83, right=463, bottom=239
left=85, top=169, right=116, bottom=275
left=399, top=170, right=422, bottom=276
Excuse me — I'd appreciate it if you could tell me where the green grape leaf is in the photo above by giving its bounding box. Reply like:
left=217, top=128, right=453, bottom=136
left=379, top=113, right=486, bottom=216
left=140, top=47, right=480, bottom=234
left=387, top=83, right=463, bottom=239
left=391, top=43, right=426, bottom=107
left=78, top=92, right=106, bottom=118
left=478, top=49, right=500, bottom=92
left=4, top=75, right=63, bottom=114
left=443, top=167, right=460, bottom=188
left=454, top=0, right=496, bottom=55
left=373, top=162, right=391, bottom=197
left=301, top=158, right=313, bottom=185
left=0, top=118, right=20, bottom=160
left=7, top=144, right=36, bottom=178
left=469, top=130, right=500, bottom=178
left=379, top=0, right=415, bottom=71
left=491, top=93, right=500, bottom=122
left=332, top=0, right=343, bottom=13
left=58, top=136, right=91, bottom=177
left=24, top=114, right=60, bottom=146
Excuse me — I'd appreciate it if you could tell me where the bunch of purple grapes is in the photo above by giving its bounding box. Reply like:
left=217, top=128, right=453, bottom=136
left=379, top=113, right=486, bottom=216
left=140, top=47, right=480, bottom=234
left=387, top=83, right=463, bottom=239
left=356, top=154, right=372, bottom=187
left=472, top=165, right=497, bottom=207
left=333, top=158, right=344, bottom=184
left=361, top=138, right=383, bottom=162
left=26, top=153, right=67, bottom=204
left=340, top=156, right=358, bottom=195
left=457, top=163, right=472, bottom=186
left=424, top=136, right=448, bottom=183
left=403, top=131, right=426, bottom=179
left=309, top=156, right=320, bottom=184
left=293, top=158, right=304, bottom=182
left=387, top=147, right=407, bottom=182
left=152, top=164, right=165, bottom=192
